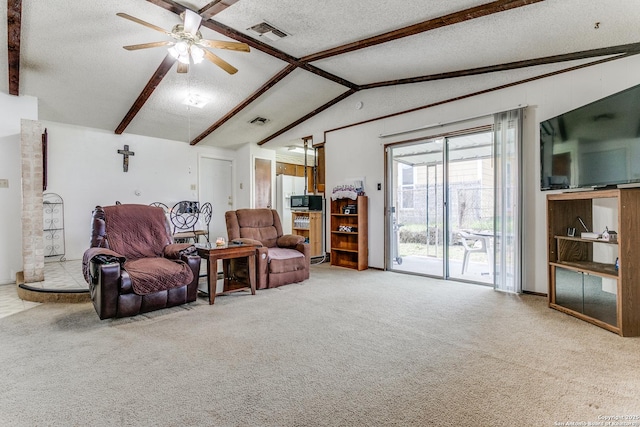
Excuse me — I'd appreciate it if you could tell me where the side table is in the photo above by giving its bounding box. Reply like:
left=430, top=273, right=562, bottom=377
left=196, top=243, right=257, bottom=304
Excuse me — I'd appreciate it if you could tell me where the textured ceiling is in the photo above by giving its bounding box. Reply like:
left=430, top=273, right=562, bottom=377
left=2, top=0, right=640, bottom=157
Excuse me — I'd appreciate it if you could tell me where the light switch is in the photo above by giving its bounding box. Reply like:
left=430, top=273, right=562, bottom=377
left=190, top=184, right=196, bottom=190
left=0, top=179, right=8, bottom=188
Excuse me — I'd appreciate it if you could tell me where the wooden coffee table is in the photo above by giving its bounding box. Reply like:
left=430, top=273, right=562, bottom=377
left=196, top=243, right=257, bottom=305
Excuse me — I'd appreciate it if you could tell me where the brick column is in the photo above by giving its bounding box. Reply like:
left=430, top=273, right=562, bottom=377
left=21, top=119, right=44, bottom=283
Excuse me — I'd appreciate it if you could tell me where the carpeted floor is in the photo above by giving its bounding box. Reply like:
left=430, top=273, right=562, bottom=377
left=1, top=263, right=639, bottom=426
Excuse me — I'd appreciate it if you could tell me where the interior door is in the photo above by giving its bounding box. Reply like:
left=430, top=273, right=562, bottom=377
left=255, top=158, right=272, bottom=208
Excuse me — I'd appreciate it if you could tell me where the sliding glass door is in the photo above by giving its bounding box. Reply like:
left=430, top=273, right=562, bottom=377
left=388, top=138, right=445, bottom=277
left=446, top=133, right=495, bottom=284
left=387, top=132, right=494, bottom=284
left=386, top=110, right=522, bottom=291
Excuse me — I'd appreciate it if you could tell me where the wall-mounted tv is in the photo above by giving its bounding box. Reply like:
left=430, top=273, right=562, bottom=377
left=540, top=83, right=640, bottom=191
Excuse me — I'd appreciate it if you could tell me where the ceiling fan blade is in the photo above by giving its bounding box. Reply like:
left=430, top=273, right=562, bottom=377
left=199, top=39, right=250, bottom=52
left=203, top=50, right=238, bottom=74
left=177, top=62, right=189, bottom=73
left=116, top=13, right=170, bottom=35
left=183, top=9, right=203, bottom=35
left=123, top=41, right=173, bottom=51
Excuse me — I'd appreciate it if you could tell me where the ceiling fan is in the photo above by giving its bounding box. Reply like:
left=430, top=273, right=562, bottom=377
left=117, top=9, right=250, bottom=74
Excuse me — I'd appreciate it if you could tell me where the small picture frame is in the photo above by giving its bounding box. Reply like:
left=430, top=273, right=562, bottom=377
left=567, top=227, right=576, bottom=237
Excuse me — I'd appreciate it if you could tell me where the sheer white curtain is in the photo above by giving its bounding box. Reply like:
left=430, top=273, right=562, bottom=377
left=493, top=109, right=523, bottom=293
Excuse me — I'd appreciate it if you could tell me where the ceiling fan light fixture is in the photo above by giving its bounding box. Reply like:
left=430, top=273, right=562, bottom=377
left=190, top=45, right=205, bottom=64
left=175, top=41, right=189, bottom=53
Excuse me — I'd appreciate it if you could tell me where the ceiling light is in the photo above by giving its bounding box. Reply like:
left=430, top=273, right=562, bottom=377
left=168, top=41, right=204, bottom=65
left=190, top=45, right=204, bottom=64
left=287, top=146, right=315, bottom=156
left=182, top=94, right=210, bottom=109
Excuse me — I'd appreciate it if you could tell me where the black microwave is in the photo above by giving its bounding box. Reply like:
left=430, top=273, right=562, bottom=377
left=290, top=195, right=323, bottom=211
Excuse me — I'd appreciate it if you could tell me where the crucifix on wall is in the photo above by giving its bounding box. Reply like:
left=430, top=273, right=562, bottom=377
left=117, top=144, right=135, bottom=172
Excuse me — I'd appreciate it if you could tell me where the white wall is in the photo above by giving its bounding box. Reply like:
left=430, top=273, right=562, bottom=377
left=0, top=93, right=38, bottom=284
left=0, top=119, right=244, bottom=283
left=319, top=55, right=640, bottom=293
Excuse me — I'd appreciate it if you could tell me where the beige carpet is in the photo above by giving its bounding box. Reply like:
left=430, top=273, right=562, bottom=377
left=1, top=263, right=639, bottom=426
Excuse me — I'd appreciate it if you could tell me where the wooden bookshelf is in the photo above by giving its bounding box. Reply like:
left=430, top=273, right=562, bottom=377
left=330, top=196, right=368, bottom=270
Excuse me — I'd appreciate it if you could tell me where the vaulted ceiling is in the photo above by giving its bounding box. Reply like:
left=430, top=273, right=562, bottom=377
left=3, top=0, right=640, bottom=155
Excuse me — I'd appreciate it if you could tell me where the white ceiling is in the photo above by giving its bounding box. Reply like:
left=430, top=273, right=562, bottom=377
left=2, top=0, right=640, bottom=157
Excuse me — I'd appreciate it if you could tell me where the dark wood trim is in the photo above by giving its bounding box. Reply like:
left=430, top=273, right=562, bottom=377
left=323, top=53, right=637, bottom=138
left=297, top=63, right=360, bottom=91
left=190, top=64, right=297, bottom=145
left=42, top=128, right=47, bottom=191
left=200, top=19, right=359, bottom=90
left=257, top=89, right=357, bottom=146
left=145, top=0, right=186, bottom=15
left=361, top=41, right=640, bottom=89
left=7, top=0, right=22, bottom=96
left=115, top=54, right=176, bottom=134
left=301, top=0, right=544, bottom=63
left=199, top=0, right=239, bottom=20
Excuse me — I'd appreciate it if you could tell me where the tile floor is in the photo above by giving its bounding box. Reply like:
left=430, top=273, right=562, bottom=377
left=1, top=259, right=212, bottom=319
left=0, top=283, right=40, bottom=319
left=0, top=260, right=87, bottom=319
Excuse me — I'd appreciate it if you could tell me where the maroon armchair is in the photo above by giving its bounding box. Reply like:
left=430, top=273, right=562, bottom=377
left=82, top=204, right=201, bottom=319
left=225, top=208, right=310, bottom=289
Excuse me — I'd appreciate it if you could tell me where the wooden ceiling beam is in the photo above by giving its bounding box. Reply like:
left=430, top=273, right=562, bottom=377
left=199, top=0, right=239, bottom=20
left=301, top=0, right=545, bottom=63
left=115, top=54, right=176, bottom=134
left=145, top=0, right=187, bottom=15
left=194, top=0, right=540, bottom=145
left=200, top=19, right=359, bottom=90
left=257, top=89, right=357, bottom=146
left=360, top=41, right=640, bottom=89
left=258, top=42, right=640, bottom=147
left=140, top=0, right=543, bottom=146
left=7, top=0, right=22, bottom=96
left=190, top=64, right=297, bottom=145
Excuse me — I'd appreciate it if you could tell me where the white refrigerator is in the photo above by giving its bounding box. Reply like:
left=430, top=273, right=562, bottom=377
left=276, top=175, right=306, bottom=234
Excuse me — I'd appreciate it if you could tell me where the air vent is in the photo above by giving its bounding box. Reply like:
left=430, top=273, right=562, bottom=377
left=247, top=21, right=288, bottom=41
left=250, top=116, right=270, bottom=125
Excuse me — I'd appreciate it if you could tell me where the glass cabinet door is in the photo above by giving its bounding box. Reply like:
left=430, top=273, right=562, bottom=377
left=554, top=266, right=617, bottom=327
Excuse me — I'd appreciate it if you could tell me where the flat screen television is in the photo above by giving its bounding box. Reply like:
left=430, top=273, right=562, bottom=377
left=540, top=83, right=640, bottom=191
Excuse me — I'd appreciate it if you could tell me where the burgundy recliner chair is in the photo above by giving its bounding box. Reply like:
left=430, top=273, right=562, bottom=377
left=82, top=204, right=201, bottom=319
left=225, top=208, right=310, bottom=289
